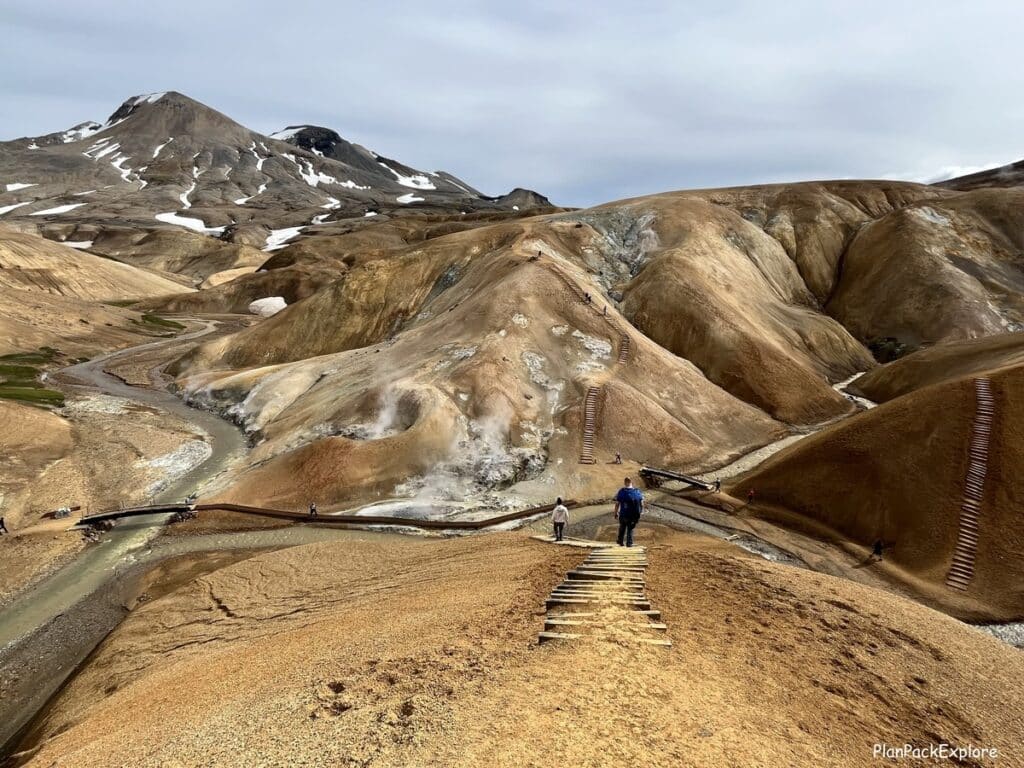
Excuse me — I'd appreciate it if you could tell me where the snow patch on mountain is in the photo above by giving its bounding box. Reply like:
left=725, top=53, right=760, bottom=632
left=264, top=226, right=305, bottom=250
left=84, top=140, right=121, bottom=160
left=378, top=161, right=436, bottom=190
left=396, top=192, right=425, bottom=204
left=0, top=201, right=32, bottom=216
left=152, top=137, right=173, bottom=158
left=248, top=297, right=287, bottom=317
left=234, top=181, right=269, bottom=205
left=110, top=154, right=135, bottom=183
left=30, top=203, right=86, bottom=216
left=61, top=122, right=101, bottom=144
left=283, top=154, right=339, bottom=188
left=269, top=127, right=303, bottom=141
left=130, top=92, right=167, bottom=107
left=180, top=182, right=196, bottom=208
left=5, top=183, right=35, bottom=192
left=155, top=211, right=225, bottom=235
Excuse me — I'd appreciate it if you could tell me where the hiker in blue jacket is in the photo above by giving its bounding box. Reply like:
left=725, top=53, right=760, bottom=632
left=614, top=477, right=644, bottom=547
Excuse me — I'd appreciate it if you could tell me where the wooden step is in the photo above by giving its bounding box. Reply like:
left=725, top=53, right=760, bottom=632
left=538, top=631, right=582, bottom=643
left=545, top=618, right=668, bottom=632
left=546, top=597, right=652, bottom=610
left=552, top=589, right=646, bottom=599
left=546, top=609, right=662, bottom=621
left=567, top=571, right=645, bottom=583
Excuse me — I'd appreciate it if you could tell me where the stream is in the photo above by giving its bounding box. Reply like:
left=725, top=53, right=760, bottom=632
left=0, top=320, right=252, bottom=753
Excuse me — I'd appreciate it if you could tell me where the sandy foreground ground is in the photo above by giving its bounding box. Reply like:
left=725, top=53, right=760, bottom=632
left=16, top=524, right=1024, bottom=767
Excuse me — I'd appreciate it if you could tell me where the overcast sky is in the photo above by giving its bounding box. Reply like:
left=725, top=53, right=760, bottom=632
left=3, top=1, right=1022, bottom=206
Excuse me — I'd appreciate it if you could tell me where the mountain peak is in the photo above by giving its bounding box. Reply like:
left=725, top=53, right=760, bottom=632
left=0, top=91, right=553, bottom=243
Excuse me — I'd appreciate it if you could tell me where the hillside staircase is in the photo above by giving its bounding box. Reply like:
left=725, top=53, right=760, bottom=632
left=531, top=258, right=634, bottom=465
left=946, top=377, right=995, bottom=591
left=539, top=546, right=670, bottom=647
left=617, top=334, right=631, bottom=364
left=580, top=386, right=601, bottom=464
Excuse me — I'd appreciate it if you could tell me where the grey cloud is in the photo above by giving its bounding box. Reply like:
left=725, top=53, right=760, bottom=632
left=1, top=0, right=1022, bottom=205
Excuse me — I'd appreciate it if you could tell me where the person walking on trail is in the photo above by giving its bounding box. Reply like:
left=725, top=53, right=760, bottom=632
left=0, top=516, right=8, bottom=535
left=614, top=477, right=644, bottom=547
left=308, top=502, right=318, bottom=518
left=551, top=497, right=570, bottom=542
left=747, top=488, right=755, bottom=505
left=872, top=540, right=885, bottom=561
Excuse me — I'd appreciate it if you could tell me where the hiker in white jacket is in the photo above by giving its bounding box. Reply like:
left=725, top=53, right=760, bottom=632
left=552, top=497, right=569, bottom=541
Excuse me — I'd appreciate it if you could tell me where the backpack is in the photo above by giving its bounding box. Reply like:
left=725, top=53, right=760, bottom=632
left=619, top=487, right=643, bottom=518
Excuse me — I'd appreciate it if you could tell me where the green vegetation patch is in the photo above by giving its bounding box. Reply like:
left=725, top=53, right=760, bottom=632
left=0, top=386, right=65, bottom=406
left=0, top=347, right=65, bottom=406
left=0, top=347, right=60, bottom=365
left=136, top=313, right=186, bottom=330
left=0, top=364, right=40, bottom=380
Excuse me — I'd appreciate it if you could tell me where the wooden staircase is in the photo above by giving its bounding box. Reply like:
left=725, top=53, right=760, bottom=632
left=946, top=377, right=994, bottom=591
left=580, top=386, right=600, bottom=464
left=531, top=260, right=633, bottom=466
left=539, top=546, right=670, bottom=646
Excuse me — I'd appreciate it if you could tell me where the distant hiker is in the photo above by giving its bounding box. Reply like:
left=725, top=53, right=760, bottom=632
left=614, top=477, right=644, bottom=547
left=614, top=452, right=623, bottom=465
left=872, top=540, right=884, bottom=561
left=747, top=488, right=755, bottom=505
left=309, top=502, right=318, bottom=518
left=714, top=479, right=722, bottom=493
left=584, top=292, right=592, bottom=304
left=552, top=497, right=570, bottom=542
left=602, top=305, right=608, bottom=317
left=0, top=517, right=7, bottom=535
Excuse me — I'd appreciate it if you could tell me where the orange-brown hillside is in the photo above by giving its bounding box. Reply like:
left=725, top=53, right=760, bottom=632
left=731, top=364, right=1024, bottom=620
left=853, top=332, right=1024, bottom=402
